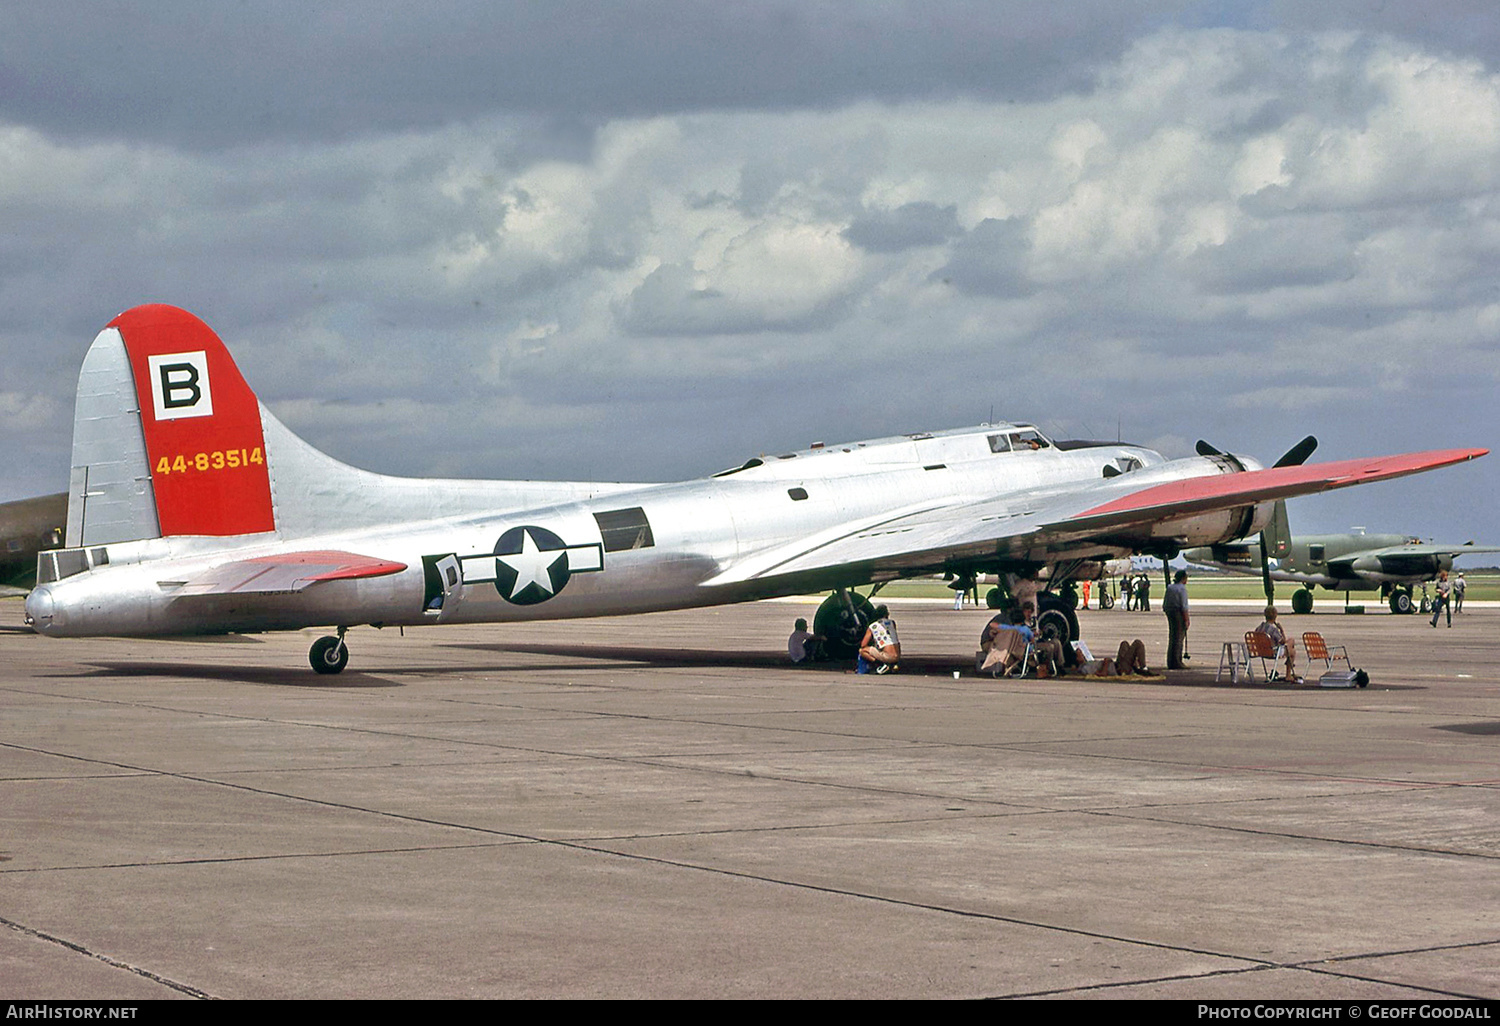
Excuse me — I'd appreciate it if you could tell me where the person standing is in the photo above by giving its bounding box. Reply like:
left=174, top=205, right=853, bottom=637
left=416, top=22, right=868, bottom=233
left=1431, top=571, right=1452, bottom=628
left=1163, top=570, right=1190, bottom=670
left=1453, top=572, right=1466, bottom=613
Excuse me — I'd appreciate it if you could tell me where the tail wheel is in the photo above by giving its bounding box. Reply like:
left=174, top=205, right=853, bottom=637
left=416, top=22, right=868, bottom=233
left=1291, top=588, right=1314, bottom=615
left=1036, top=591, right=1079, bottom=643
left=309, top=635, right=349, bottom=674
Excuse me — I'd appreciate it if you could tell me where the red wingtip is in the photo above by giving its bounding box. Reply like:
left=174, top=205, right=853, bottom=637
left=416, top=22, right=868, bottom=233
left=1075, top=448, right=1488, bottom=521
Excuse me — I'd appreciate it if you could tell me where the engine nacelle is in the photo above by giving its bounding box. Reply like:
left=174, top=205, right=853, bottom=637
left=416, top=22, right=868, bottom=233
left=1208, top=542, right=1259, bottom=568
left=1135, top=453, right=1275, bottom=549
left=1142, top=502, right=1273, bottom=548
left=1349, top=552, right=1442, bottom=581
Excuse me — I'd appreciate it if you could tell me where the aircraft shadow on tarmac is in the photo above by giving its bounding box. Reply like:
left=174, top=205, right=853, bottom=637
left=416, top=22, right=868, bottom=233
left=1436, top=721, right=1500, bottom=735
left=46, top=650, right=1423, bottom=691
left=439, top=642, right=1367, bottom=687
left=443, top=641, right=971, bottom=674
left=57, top=662, right=404, bottom=689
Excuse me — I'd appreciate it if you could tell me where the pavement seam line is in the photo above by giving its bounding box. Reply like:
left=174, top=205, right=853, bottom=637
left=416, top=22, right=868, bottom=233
left=0, top=915, right=217, bottom=999
left=0, top=741, right=1285, bottom=971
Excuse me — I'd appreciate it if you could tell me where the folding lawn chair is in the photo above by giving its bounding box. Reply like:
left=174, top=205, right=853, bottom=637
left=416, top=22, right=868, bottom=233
left=1244, top=630, right=1292, bottom=682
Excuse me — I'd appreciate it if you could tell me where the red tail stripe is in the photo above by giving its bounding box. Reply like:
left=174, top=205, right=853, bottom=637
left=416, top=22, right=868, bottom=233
left=111, top=305, right=276, bottom=537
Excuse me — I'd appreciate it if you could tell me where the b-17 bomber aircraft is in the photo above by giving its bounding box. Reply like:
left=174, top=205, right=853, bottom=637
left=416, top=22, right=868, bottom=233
left=24, top=305, right=1489, bottom=672
left=1185, top=499, right=1499, bottom=614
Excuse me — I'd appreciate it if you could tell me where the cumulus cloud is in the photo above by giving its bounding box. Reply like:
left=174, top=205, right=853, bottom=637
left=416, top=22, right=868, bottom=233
left=844, top=202, right=962, bottom=253
left=622, top=220, right=864, bottom=335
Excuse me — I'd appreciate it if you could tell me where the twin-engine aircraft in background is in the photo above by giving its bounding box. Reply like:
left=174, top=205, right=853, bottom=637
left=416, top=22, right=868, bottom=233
left=1185, top=500, right=1499, bottom=614
left=24, top=305, right=1488, bottom=672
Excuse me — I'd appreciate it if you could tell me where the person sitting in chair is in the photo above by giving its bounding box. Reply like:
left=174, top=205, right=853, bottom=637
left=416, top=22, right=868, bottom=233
left=1254, top=606, right=1299, bottom=682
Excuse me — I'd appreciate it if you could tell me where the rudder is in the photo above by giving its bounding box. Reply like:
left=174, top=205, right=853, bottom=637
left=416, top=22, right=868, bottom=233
left=68, top=304, right=276, bottom=546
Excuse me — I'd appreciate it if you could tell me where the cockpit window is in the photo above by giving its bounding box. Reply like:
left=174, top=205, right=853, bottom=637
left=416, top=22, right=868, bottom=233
left=1009, top=429, right=1050, bottom=450
left=987, top=434, right=1011, bottom=453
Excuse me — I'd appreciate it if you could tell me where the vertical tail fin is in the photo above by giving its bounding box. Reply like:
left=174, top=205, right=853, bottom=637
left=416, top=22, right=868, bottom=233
left=68, top=304, right=276, bottom=546
left=1262, top=498, right=1292, bottom=560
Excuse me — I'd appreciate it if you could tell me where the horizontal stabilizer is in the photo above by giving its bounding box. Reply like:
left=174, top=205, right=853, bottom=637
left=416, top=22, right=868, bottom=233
left=169, top=550, right=407, bottom=596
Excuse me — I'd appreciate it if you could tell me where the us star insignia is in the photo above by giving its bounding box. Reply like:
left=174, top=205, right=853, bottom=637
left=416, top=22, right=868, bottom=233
left=434, top=526, right=604, bottom=606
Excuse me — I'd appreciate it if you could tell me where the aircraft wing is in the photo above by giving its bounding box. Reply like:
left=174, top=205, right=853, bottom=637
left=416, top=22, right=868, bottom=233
left=1333, top=543, right=1500, bottom=561
left=1326, top=541, right=1500, bottom=579
left=171, top=550, right=408, bottom=595
left=708, top=448, right=1486, bottom=586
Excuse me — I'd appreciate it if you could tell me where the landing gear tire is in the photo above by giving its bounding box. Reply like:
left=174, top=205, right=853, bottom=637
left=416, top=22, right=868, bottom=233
left=1099, top=590, right=1114, bottom=610
left=813, top=591, right=875, bottom=661
left=309, top=635, right=349, bottom=675
left=1390, top=590, right=1414, bottom=615
left=1291, top=588, right=1313, bottom=615
left=1036, top=592, right=1080, bottom=644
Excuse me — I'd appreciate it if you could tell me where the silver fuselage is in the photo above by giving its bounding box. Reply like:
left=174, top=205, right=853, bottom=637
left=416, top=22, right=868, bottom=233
left=27, top=426, right=1259, bottom=637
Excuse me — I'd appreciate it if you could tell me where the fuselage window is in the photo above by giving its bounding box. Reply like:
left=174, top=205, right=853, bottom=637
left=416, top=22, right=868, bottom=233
left=38, top=548, right=90, bottom=584
left=1308, top=544, right=1326, bottom=564
left=788, top=487, right=809, bottom=501
left=594, top=507, right=656, bottom=552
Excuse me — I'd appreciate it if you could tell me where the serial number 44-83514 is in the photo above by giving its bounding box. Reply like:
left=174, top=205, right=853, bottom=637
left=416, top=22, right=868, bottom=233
left=154, top=447, right=264, bottom=476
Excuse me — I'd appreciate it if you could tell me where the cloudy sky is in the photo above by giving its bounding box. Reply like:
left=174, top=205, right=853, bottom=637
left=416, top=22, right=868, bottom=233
left=3, top=1, right=1498, bottom=542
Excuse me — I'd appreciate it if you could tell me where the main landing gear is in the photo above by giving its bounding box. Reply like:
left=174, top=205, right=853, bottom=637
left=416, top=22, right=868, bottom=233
left=1034, top=591, right=1080, bottom=645
left=1375, top=583, right=1419, bottom=614
left=985, top=577, right=1081, bottom=642
left=814, top=589, right=876, bottom=660
left=309, top=628, right=350, bottom=674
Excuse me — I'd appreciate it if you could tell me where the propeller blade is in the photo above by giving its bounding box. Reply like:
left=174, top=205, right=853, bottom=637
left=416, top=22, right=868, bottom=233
left=1195, top=440, right=1222, bottom=457
left=1273, top=435, right=1318, bottom=468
